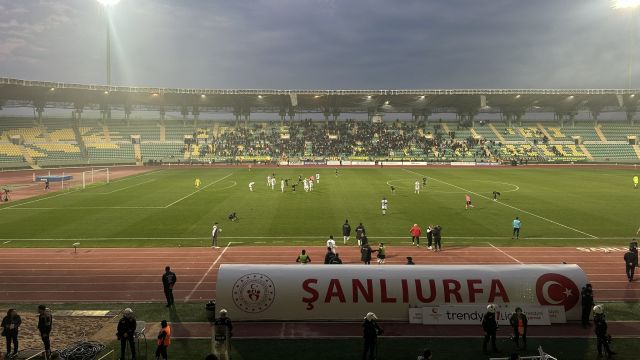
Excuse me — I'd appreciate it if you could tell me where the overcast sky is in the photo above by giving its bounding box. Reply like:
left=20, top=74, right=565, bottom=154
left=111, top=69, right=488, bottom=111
left=0, top=0, right=638, bottom=89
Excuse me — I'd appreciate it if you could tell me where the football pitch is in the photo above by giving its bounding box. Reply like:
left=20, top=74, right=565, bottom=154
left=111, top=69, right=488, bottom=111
left=0, top=166, right=638, bottom=248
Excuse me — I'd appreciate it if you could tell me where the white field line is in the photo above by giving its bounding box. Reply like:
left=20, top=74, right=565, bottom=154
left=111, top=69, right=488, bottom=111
left=488, top=242, right=523, bottom=264
left=8, top=206, right=165, bottom=210
left=184, top=242, right=234, bottom=302
left=92, top=179, right=157, bottom=194
left=0, top=188, right=79, bottom=211
left=164, top=173, right=233, bottom=208
left=1, top=236, right=628, bottom=242
left=108, top=169, right=164, bottom=183
left=402, top=168, right=599, bottom=239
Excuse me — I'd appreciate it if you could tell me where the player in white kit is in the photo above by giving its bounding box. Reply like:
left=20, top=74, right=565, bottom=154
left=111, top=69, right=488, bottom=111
left=281, top=179, right=285, bottom=192
left=249, top=182, right=255, bottom=191
left=381, top=197, right=388, bottom=215
left=316, top=173, right=320, bottom=183
left=414, top=181, right=420, bottom=194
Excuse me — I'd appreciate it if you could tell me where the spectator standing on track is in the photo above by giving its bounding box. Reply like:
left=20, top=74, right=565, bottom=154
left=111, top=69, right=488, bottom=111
left=376, top=243, right=386, bottom=264
left=362, top=312, right=383, bottom=360
left=624, top=244, right=638, bottom=282
left=593, top=305, right=616, bottom=357
left=324, top=247, right=336, bottom=264
left=406, top=256, right=415, bottom=265
left=326, top=235, right=336, bottom=254
left=482, top=304, right=499, bottom=354
left=1, top=309, right=21, bottom=357
left=410, top=224, right=422, bottom=247
left=342, top=220, right=351, bottom=245
left=44, top=179, right=50, bottom=191
left=355, top=223, right=366, bottom=246
left=155, top=320, right=171, bottom=360
left=360, top=235, right=370, bottom=249
left=432, top=225, right=442, bottom=252
left=426, top=225, right=434, bottom=250
left=211, top=222, right=221, bottom=248
left=296, top=249, right=311, bottom=264
left=37, top=305, right=52, bottom=360
left=162, top=266, right=177, bottom=308
left=117, top=308, right=136, bottom=360
left=581, top=283, right=594, bottom=327
left=509, top=307, right=528, bottom=350
left=512, top=217, right=521, bottom=239
left=361, top=244, right=373, bottom=265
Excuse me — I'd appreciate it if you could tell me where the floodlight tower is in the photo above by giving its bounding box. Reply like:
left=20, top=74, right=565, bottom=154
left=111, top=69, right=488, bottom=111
left=612, top=0, right=640, bottom=89
left=97, top=0, right=121, bottom=86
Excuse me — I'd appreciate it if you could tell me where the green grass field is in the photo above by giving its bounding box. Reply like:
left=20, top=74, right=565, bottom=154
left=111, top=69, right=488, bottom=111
left=1, top=166, right=638, bottom=248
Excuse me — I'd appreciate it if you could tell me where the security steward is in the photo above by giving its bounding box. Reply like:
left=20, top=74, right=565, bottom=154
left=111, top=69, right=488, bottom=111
left=362, top=312, right=383, bottom=360
left=162, top=266, right=177, bottom=307
left=482, top=304, right=499, bottom=354
left=593, top=305, right=616, bottom=357
left=581, top=283, right=594, bottom=327
left=509, top=307, right=528, bottom=350
left=624, top=244, right=638, bottom=282
left=155, top=320, right=171, bottom=360
left=116, top=308, right=137, bottom=360
left=296, top=249, right=311, bottom=264
left=37, top=305, right=52, bottom=360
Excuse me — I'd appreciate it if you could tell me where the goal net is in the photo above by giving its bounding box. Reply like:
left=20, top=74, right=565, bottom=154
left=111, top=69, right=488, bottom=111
left=34, top=168, right=110, bottom=191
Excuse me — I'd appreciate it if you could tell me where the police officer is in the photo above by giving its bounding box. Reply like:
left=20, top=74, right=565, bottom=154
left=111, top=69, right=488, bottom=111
left=37, top=305, right=52, bottom=360
left=593, top=305, right=615, bottom=357
left=509, top=307, right=528, bottom=350
left=162, top=266, right=177, bottom=308
left=624, top=244, right=638, bottom=282
left=362, top=312, right=383, bottom=360
left=482, top=304, right=499, bottom=354
left=581, top=283, right=594, bottom=327
left=116, top=308, right=136, bottom=360
left=1, top=309, right=21, bottom=357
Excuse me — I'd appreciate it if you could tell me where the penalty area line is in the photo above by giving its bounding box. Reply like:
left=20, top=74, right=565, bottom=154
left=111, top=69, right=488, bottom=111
left=164, top=173, right=233, bottom=208
left=402, top=168, right=598, bottom=239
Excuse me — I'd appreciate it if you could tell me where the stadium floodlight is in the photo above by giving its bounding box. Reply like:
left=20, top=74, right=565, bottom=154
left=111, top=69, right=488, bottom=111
left=612, top=0, right=640, bottom=9
left=97, top=0, right=121, bottom=7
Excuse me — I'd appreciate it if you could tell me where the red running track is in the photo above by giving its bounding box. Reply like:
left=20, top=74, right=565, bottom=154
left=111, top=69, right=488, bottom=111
left=0, top=245, right=636, bottom=303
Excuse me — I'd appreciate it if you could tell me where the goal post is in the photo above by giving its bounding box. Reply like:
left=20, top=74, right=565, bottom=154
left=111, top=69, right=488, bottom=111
left=82, top=167, right=110, bottom=189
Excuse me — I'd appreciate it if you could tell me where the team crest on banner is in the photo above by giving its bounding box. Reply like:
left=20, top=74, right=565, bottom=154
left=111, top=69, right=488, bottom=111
left=232, top=273, right=276, bottom=313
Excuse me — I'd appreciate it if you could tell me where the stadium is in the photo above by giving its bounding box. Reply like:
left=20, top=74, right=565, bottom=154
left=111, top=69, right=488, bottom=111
left=2, top=1, right=640, bottom=360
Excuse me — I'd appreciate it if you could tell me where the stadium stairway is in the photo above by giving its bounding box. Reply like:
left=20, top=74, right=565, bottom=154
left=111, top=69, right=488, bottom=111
left=595, top=124, right=608, bottom=143
left=134, top=143, right=142, bottom=165
left=441, top=122, right=451, bottom=134
left=488, top=123, right=505, bottom=142
left=537, top=123, right=554, bottom=142
left=72, top=123, right=88, bottom=159
left=102, top=124, right=112, bottom=142
left=579, top=144, right=594, bottom=160
left=17, top=144, right=41, bottom=169
left=633, top=145, right=640, bottom=160
left=159, top=123, right=166, bottom=142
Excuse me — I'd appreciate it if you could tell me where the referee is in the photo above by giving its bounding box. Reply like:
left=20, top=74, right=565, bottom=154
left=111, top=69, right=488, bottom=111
left=512, top=217, right=521, bottom=239
left=211, top=222, right=221, bottom=248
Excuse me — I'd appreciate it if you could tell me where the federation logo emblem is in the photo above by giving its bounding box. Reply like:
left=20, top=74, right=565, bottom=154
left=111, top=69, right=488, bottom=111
left=535, top=273, right=580, bottom=311
left=232, top=273, right=276, bottom=313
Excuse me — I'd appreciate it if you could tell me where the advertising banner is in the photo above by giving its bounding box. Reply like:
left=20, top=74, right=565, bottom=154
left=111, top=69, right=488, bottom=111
left=216, top=264, right=587, bottom=321
left=421, top=304, right=552, bottom=325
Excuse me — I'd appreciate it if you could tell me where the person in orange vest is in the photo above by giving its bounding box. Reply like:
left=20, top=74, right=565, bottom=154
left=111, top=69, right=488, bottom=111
left=509, top=307, right=528, bottom=350
left=155, top=320, right=171, bottom=360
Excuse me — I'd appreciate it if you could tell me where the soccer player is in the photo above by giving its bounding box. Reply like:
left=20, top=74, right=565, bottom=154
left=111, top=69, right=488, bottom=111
left=270, top=177, right=276, bottom=190
left=303, top=179, right=309, bottom=192
left=465, top=194, right=474, bottom=209
left=512, top=217, right=521, bottom=239
left=390, top=185, right=396, bottom=195
left=267, top=175, right=272, bottom=188
left=422, top=177, right=427, bottom=186
left=296, top=249, right=311, bottom=264
left=342, top=220, right=351, bottom=244
left=410, top=224, right=422, bottom=246
left=309, top=178, right=314, bottom=191
left=335, top=168, right=338, bottom=176
left=634, top=175, right=639, bottom=189
left=195, top=178, right=201, bottom=189
left=381, top=197, right=388, bottom=215
left=280, top=179, right=285, bottom=192
left=249, top=182, right=255, bottom=191
left=493, top=191, right=501, bottom=201
left=414, top=180, right=420, bottom=194
left=211, top=222, right=221, bottom=248
left=326, top=235, right=336, bottom=254
left=316, top=173, right=320, bottom=183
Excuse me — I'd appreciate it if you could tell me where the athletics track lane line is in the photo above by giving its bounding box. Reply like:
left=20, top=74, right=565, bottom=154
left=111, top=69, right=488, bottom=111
left=164, top=173, right=233, bottom=208
left=402, top=168, right=599, bottom=239
left=487, top=242, right=523, bottom=264
left=184, top=242, right=233, bottom=302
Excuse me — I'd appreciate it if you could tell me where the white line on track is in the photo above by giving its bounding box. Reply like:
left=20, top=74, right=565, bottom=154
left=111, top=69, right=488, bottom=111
left=0, top=188, right=79, bottom=211
left=184, top=242, right=237, bottom=302
left=0, top=236, right=619, bottom=241
left=165, top=173, right=233, bottom=208
left=402, top=168, right=599, bottom=239
left=488, top=242, right=523, bottom=264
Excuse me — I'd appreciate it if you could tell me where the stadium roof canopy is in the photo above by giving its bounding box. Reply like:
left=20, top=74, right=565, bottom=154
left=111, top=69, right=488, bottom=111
left=1, top=77, right=639, bottom=116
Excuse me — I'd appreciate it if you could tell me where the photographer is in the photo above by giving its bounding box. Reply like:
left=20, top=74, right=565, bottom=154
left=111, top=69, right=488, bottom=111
left=362, top=312, right=383, bottom=360
left=593, top=305, right=615, bottom=357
